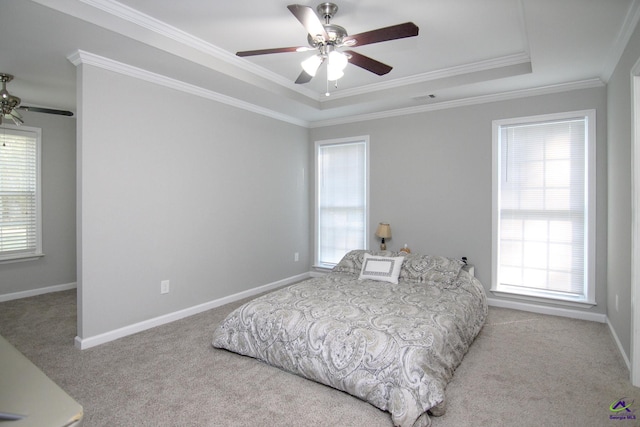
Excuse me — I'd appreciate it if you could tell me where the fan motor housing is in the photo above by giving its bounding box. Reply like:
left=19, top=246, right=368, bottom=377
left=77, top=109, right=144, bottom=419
left=308, top=23, right=348, bottom=47
left=317, top=2, right=339, bottom=20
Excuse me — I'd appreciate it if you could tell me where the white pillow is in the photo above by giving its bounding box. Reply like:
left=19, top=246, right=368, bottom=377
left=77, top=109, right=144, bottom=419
left=359, top=253, right=405, bottom=284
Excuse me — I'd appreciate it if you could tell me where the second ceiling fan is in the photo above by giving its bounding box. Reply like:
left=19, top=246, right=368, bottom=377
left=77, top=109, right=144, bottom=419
left=236, top=3, right=419, bottom=85
left=1, top=73, right=73, bottom=126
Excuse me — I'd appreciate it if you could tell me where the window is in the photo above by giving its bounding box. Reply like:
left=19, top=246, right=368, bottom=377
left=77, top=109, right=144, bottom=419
left=315, top=136, right=369, bottom=268
left=492, top=111, right=595, bottom=305
left=0, top=125, right=42, bottom=262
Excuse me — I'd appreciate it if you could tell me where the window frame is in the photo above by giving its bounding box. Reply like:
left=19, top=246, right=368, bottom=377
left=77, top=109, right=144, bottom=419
left=0, top=124, right=43, bottom=264
left=491, top=110, right=596, bottom=306
left=314, top=135, right=370, bottom=269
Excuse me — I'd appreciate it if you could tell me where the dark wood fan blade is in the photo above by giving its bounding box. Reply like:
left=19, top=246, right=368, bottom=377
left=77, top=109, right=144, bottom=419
left=18, top=106, right=74, bottom=116
left=295, top=70, right=314, bottom=84
left=287, top=4, right=329, bottom=41
left=237, top=46, right=303, bottom=57
left=344, top=22, right=419, bottom=47
left=345, top=51, right=392, bottom=75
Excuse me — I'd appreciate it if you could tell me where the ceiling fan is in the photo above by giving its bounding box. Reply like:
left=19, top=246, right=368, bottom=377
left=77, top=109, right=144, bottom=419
left=0, top=73, right=73, bottom=126
left=236, top=3, right=419, bottom=86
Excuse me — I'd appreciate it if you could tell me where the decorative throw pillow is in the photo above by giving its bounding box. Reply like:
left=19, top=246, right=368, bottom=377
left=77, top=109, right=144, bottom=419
left=332, top=250, right=368, bottom=275
left=358, top=253, right=404, bottom=284
left=397, top=253, right=464, bottom=285
left=332, top=249, right=395, bottom=276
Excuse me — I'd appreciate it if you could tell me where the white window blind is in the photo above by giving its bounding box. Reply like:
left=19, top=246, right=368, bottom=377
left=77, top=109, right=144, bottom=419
left=493, top=111, right=595, bottom=304
left=0, top=126, right=42, bottom=261
left=316, top=137, right=368, bottom=267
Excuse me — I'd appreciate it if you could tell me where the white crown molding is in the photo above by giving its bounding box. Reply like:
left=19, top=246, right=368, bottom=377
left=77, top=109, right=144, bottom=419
left=76, top=0, right=318, bottom=100
left=601, top=0, right=640, bottom=82
left=68, top=50, right=309, bottom=127
left=61, top=2, right=607, bottom=129
left=515, top=0, right=531, bottom=58
left=29, top=0, right=634, bottom=127
left=323, top=52, right=532, bottom=102
left=74, top=0, right=531, bottom=107
left=68, top=49, right=603, bottom=130
left=309, top=78, right=605, bottom=128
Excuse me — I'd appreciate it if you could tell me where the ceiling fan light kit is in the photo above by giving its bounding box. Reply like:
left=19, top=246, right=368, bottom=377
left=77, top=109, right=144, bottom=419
left=236, top=3, right=419, bottom=90
left=301, top=54, right=324, bottom=76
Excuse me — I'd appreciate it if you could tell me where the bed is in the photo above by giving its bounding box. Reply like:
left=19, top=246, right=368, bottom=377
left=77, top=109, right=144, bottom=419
left=212, top=250, right=488, bottom=427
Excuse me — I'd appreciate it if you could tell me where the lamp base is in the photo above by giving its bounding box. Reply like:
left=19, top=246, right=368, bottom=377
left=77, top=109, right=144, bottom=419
left=380, top=237, right=387, bottom=251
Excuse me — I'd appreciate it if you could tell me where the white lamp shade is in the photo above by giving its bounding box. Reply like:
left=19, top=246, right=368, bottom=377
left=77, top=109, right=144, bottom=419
left=327, top=67, right=344, bottom=81
left=328, top=51, right=348, bottom=70
left=301, top=55, right=323, bottom=76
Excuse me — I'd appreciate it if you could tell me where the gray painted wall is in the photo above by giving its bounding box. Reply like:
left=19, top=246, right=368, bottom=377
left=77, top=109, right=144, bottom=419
left=310, top=86, right=608, bottom=317
left=3, top=28, right=638, bottom=359
left=0, top=111, right=76, bottom=295
left=76, top=64, right=309, bottom=339
left=606, top=23, right=640, bottom=359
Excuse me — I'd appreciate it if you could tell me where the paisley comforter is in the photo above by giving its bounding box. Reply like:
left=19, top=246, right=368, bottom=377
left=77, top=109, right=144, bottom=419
left=212, top=254, right=487, bottom=427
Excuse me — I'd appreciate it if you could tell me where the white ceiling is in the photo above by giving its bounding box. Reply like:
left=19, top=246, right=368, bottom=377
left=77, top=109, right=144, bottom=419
left=1, top=0, right=638, bottom=127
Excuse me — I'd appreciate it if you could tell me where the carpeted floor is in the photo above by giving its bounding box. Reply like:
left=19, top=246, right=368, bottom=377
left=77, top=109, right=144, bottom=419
left=0, top=289, right=639, bottom=427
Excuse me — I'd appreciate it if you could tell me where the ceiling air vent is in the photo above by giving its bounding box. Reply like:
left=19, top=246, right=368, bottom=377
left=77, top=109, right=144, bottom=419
left=412, top=94, right=436, bottom=102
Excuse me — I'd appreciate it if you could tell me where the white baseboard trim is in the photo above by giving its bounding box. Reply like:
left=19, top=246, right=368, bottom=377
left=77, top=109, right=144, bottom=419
left=0, top=282, right=77, bottom=303
left=606, top=317, right=632, bottom=371
left=486, top=297, right=607, bottom=323
left=309, top=270, right=329, bottom=278
left=75, top=272, right=311, bottom=350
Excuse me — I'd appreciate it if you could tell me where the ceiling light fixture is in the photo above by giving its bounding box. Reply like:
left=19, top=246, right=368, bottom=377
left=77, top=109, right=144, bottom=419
left=301, top=54, right=324, bottom=77
left=327, top=50, right=348, bottom=80
left=0, top=74, right=23, bottom=126
left=297, top=2, right=351, bottom=93
left=236, top=3, right=419, bottom=88
left=301, top=46, right=348, bottom=82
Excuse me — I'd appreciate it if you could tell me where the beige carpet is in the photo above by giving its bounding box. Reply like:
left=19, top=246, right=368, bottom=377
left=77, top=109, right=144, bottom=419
left=0, top=289, right=638, bottom=427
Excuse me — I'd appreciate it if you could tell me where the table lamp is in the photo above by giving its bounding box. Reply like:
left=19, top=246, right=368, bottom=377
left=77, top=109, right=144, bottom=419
left=375, top=223, right=391, bottom=250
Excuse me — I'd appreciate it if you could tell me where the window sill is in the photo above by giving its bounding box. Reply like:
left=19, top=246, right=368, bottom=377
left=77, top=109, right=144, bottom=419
left=0, top=253, right=45, bottom=265
left=490, top=287, right=596, bottom=308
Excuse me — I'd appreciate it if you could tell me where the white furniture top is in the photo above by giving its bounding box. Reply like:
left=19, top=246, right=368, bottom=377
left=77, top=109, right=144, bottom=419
left=0, top=335, right=83, bottom=426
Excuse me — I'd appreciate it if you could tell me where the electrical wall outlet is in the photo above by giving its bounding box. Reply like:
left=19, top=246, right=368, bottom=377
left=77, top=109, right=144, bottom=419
left=294, top=252, right=299, bottom=262
left=161, top=280, right=170, bottom=294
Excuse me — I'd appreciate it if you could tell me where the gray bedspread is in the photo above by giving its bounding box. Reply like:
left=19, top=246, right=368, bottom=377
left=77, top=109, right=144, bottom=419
left=212, top=262, right=487, bottom=427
